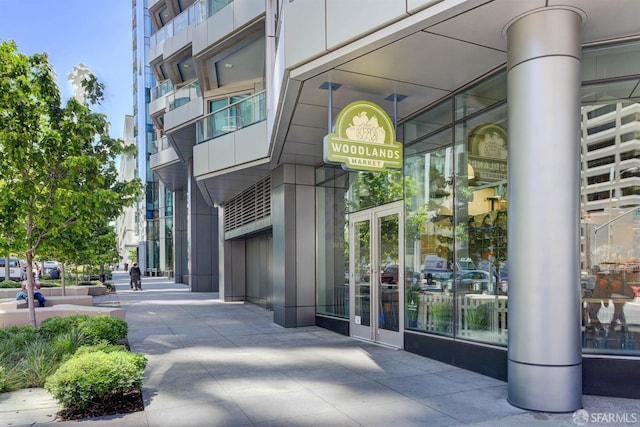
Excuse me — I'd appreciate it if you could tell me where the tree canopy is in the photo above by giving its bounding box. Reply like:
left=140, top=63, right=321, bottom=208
left=0, top=41, right=141, bottom=325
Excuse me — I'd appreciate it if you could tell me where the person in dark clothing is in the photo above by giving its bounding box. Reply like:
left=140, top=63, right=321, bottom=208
left=129, top=263, right=142, bottom=290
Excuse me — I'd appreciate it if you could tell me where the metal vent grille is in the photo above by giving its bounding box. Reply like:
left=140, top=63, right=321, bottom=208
left=223, top=176, right=271, bottom=232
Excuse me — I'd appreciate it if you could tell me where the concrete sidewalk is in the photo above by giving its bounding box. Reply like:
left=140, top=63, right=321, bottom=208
left=2, top=271, right=638, bottom=426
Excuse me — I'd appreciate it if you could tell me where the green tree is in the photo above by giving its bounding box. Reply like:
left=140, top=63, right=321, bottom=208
left=0, top=41, right=141, bottom=326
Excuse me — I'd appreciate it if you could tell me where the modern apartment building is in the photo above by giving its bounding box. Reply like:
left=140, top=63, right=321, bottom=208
left=144, top=0, right=640, bottom=411
left=115, top=115, right=139, bottom=269
left=132, top=0, right=174, bottom=276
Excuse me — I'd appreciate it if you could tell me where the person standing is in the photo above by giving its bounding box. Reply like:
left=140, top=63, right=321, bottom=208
left=129, top=263, right=142, bottom=291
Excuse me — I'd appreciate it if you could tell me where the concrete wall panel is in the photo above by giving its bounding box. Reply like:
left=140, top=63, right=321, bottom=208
left=284, top=0, right=327, bottom=68
left=235, top=122, right=268, bottom=164
left=326, top=0, right=407, bottom=50
left=234, top=0, right=265, bottom=29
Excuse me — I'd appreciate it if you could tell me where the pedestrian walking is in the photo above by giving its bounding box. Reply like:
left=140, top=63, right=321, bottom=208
left=129, top=263, right=142, bottom=290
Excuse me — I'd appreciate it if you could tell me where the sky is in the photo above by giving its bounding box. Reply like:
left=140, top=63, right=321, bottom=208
left=0, top=0, right=133, bottom=139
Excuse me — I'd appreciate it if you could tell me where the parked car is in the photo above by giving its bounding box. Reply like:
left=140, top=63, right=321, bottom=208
left=444, top=270, right=496, bottom=294
left=0, top=257, right=26, bottom=281
left=422, top=270, right=454, bottom=291
left=42, top=261, right=59, bottom=275
left=381, top=264, right=419, bottom=285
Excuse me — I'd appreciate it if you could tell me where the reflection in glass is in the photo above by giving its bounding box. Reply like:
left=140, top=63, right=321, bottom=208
left=354, top=219, right=371, bottom=327
left=316, top=169, right=349, bottom=318
left=379, top=213, right=400, bottom=332
left=581, top=75, right=640, bottom=354
left=404, top=130, right=455, bottom=335
left=454, top=105, right=508, bottom=345
left=348, top=170, right=403, bottom=212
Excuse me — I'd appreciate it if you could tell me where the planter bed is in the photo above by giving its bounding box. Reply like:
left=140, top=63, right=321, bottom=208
left=0, top=304, right=125, bottom=328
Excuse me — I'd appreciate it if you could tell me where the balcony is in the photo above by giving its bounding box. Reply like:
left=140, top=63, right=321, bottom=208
left=164, top=81, right=203, bottom=131
left=193, top=91, right=269, bottom=197
left=150, top=1, right=205, bottom=49
left=150, top=136, right=189, bottom=191
left=196, top=91, right=265, bottom=144
left=149, top=80, right=174, bottom=118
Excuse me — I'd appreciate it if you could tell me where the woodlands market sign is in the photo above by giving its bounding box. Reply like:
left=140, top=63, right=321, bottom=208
left=324, top=101, right=402, bottom=171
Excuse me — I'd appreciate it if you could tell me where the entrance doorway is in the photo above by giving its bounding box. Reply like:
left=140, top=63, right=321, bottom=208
left=349, top=201, right=404, bottom=348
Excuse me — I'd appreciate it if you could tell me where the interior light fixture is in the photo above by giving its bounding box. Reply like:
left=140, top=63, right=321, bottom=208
left=224, top=63, right=233, bottom=68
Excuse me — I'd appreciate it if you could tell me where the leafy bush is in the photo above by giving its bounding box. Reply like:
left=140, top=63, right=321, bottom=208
left=79, top=316, right=127, bottom=345
left=0, top=316, right=132, bottom=393
left=0, top=280, right=21, bottom=288
left=39, top=315, right=90, bottom=339
left=40, top=315, right=127, bottom=345
left=0, top=326, right=40, bottom=356
left=45, top=350, right=147, bottom=410
left=51, top=329, right=92, bottom=356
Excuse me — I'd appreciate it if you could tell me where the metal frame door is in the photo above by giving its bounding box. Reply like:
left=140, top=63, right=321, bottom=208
left=349, top=201, right=404, bottom=348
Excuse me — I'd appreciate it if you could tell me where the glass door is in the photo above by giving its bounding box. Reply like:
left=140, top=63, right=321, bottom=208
left=349, top=202, right=404, bottom=348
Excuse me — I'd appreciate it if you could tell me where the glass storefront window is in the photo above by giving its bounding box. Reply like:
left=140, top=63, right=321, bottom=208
left=314, top=40, right=640, bottom=358
left=402, top=75, right=508, bottom=345
left=316, top=169, right=349, bottom=318
left=455, top=70, right=506, bottom=120
left=347, top=170, right=404, bottom=212
left=581, top=52, right=640, bottom=355
left=404, top=130, right=454, bottom=335
left=453, top=104, right=508, bottom=345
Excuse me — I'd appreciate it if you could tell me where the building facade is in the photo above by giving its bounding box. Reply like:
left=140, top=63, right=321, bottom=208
left=115, top=115, right=139, bottom=269
left=132, top=0, right=174, bottom=276
left=145, top=0, right=640, bottom=410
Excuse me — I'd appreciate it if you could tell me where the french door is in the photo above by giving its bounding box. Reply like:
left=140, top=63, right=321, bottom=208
left=349, top=201, right=404, bottom=348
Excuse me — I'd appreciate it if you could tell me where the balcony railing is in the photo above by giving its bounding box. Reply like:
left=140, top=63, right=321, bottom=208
left=149, top=0, right=234, bottom=48
left=151, top=136, right=171, bottom=155
left=167, top=81, right=201, bottom=111
left=151, top=80, right=174, bottom=101
left=206, top=0, right=234, bottom=18
left=150, top=1, right=205, bottom=48
left=196, top=91, right=266, bottom=144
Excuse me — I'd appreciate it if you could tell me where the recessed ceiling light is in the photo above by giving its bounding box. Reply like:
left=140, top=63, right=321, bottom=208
left=224, top=63, right=233, bottom=68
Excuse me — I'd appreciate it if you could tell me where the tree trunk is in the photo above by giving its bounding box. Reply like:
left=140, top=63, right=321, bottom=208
left=25, top=252, right=37, bottom=327
left=61, top=262, right=66, bottom=295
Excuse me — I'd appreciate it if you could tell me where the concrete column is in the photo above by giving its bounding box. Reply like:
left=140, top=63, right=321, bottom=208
left=174, top=189, right=187, bottom=284
left=272, top=164, right=316, bottom=327
left=505, top=7, right=584, bottom=412
left=189, top=172, right=220, bottom=292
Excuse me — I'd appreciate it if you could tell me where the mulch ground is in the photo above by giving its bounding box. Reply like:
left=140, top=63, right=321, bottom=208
left=56, top=388, right=144, bottom=421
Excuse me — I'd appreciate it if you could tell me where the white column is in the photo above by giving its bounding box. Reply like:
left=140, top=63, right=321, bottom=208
left=505, top=7, right=584, bottom=412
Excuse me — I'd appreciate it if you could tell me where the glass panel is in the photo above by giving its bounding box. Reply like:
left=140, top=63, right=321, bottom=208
left=347, top=170, right=403, bottom=212
left=354, top=219, right=371, bottom=327
left=196, top=91, right=267, bottom=143
left=207, top=0, right=233, bottom=18
left=404, top=130, right=454, bottom=335
left=583, top=41, right=640, bottom=82
left=454, top=103, right=508, bottom=345
left=316, top=170, right=349, bottom=318
left=455, top=70, right=507, bottom=120
left=379, top=213, right=400, bottom=332
left=403, top=99, right=453, bottom=144
left=582, top=80, right=640, bottom=355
